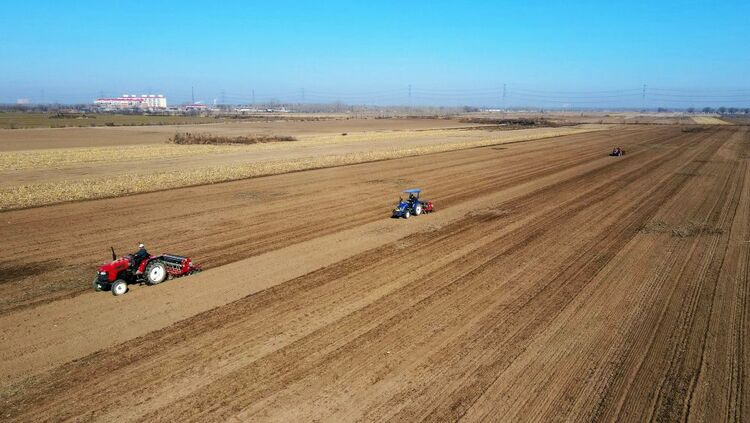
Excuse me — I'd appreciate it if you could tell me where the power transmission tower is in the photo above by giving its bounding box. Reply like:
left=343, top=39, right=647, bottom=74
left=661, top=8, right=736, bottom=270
left=252, top=89, right=255, bottom=107
left=408, top=84, right=412, bottom=110
left=642, top=84, right=646, bottom=111
left=191, top=86, right=195, bottom=104
left=220, top=90, right=226, bottom=105
left=301, top=87, right=305, bottom=103
left=502, top=83, right=507, bottom=111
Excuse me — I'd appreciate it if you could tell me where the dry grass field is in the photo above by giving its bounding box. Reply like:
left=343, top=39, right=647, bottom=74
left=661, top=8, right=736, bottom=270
left=0, top=118, right=748, bottom=421
left=692, top=116, right=731, bottom=125
left=0, top=123, right=604, bottom=210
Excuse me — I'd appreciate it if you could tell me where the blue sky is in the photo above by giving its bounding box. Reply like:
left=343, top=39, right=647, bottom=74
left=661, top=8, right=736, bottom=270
left=1, top=0, right=749, bottom=107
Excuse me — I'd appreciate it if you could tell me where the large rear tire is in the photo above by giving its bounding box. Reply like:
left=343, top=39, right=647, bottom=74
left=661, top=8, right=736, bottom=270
left=92, top=277, right=102, bottom=292
left=111, top=279, right=128, bottom=296
left=414, top=203, right=422, bottom=216
left=145, top=261, right=167, bottom=285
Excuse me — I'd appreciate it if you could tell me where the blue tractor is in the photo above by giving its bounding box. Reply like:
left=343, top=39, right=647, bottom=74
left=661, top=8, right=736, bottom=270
left=392, top=188, right=434, bottom=219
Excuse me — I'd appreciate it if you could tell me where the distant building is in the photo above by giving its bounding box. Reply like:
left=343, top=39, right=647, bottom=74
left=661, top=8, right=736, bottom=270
left=183, top=103, right=208, bottom=111
left=94, top=94, right=167, bottom=110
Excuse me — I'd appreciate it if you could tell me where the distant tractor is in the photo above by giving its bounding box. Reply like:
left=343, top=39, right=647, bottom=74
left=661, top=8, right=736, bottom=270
left=392, top=188, right=434, bottom=219
left=93, top=247, right=201, bottom=296
left=610, top=147, right=626, bottom=156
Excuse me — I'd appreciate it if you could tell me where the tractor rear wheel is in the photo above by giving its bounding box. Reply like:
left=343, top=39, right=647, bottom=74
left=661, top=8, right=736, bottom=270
left=111, top=279, right=128, bottom=296
left=92, top=277, right=102, bottom=292
left=414, top=203, right=422, bottom=216
left=145, top=261, right=168, bottom=285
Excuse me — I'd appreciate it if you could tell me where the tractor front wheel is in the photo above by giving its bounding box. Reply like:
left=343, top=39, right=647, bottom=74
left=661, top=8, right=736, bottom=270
left=92, top=277, right=102, bottom=292
left=111, top=279, right=128, bottom=296
left=145, top=261, right=168, bottom=285
left=404, top=210, right=411, bottom=219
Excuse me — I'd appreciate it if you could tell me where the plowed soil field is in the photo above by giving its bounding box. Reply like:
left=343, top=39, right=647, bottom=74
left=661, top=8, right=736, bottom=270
left=1, top=125, right=748, bottom=421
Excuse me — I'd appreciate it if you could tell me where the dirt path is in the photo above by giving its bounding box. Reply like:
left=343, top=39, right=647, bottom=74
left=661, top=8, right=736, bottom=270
left=0, top=126, right=747, bottom=421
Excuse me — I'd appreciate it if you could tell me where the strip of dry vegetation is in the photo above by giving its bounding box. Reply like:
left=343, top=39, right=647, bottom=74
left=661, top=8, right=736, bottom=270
left=681, top=126, right=709, bottom=133
left=691, top=116, right=731, bottom=125
left=301, top=125, right=603, bottom=146
left=0, top=126, right=603, bottom=210
left=639, top=219, right=723, bottom=237
left=458, top=117, right=562, bottom=129
left=168, top=132, right=297, bottom=145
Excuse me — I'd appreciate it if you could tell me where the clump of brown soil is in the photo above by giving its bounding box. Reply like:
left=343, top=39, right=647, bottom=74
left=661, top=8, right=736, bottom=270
left=639, top=220, right=670, bottom=234
left=169, top=132, right=297, bottom=145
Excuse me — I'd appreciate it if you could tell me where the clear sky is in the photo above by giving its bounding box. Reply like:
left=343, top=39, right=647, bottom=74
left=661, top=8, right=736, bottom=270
left=2, top=0, right=749, bottom=107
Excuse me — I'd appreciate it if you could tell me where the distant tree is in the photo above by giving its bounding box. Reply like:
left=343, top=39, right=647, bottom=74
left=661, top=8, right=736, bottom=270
left=718, top=106, right=727, bottom=114
left=686, top=107, right=695, bottom=113
left=744, top=108, right=750, bottom=114
left=657, top=107, right=669, bottom=113
left=728, top=107, right=738, bottom=114
left=702, top=107, right=714, bottom=113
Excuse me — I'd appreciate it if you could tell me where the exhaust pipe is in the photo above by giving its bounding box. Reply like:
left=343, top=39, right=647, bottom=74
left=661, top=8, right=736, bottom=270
left=111, top=247, right=116, bottom=261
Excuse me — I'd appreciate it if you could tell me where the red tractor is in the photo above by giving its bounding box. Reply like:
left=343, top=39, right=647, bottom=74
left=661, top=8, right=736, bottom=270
left=93, top=247, right=202, bottom=296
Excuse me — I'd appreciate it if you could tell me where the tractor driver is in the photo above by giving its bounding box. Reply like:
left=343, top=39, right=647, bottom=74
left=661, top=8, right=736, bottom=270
left=133, top=243, right=149, bottom=270
left=408, top=193, right=416, bottom=203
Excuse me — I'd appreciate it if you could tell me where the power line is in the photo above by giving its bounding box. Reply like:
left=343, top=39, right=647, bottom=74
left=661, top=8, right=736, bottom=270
left=504, top=95, right=644, bottom=105
left=645, top=92, right=750, bottom=98
left=507, top=91, right=642, bottom=99
left=509, top=87, right=642, bottom=95
left=649, top=87, right=750, bottom=93
left=647, top=97, right=750, bottom=104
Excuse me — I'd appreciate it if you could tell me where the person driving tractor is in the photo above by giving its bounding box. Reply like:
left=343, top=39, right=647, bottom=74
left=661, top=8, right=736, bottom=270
left=132, top=243, right=149, bottom=270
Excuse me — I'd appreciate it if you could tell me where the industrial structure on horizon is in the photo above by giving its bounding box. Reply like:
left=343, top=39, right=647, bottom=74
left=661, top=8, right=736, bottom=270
left=94, top=94, right=167, bottom=110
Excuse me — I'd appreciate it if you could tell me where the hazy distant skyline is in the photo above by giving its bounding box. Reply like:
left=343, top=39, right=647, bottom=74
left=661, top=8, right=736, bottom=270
left=2, top=0, right=749, bottom=107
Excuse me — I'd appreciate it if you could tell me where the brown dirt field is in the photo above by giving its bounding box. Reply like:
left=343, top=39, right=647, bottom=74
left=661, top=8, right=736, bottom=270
left=0, top=117, right=478, bottom=151
left=0, top=126, right=748, bottom=421
left=469, top=111, right=701, bottom=126
left=0, top=126, right=623, bottom=312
